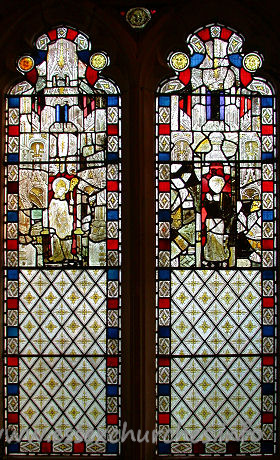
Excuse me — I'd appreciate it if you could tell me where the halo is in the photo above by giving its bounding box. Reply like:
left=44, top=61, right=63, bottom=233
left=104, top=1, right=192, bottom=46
left=52, top=177, right=70, bottom=194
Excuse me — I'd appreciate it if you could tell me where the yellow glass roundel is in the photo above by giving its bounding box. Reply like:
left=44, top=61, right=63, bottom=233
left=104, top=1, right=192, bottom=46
left=126, top=7, right=151, bottom=28
left=90, top=53, right=108, bottom=70
left=243, top=53, right=262, bottom=72
left=18, top=56, right=34, bottom=72
left=169, top=52, right=189, bottom=71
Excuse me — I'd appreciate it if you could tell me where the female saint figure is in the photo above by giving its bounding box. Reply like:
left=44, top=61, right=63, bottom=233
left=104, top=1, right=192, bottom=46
left=202, top=172, right=231, bottom=264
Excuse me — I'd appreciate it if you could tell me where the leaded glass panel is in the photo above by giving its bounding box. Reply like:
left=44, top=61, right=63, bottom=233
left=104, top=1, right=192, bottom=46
left=4, top=26, right=121, bottom=456
left=156, top=24, right=277, bottom=455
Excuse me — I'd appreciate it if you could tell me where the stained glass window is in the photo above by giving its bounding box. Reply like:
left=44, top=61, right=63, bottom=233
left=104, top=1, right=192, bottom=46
left=156, top=24, right=276, bottom=455
left=4, top=26, right=121, bottom=455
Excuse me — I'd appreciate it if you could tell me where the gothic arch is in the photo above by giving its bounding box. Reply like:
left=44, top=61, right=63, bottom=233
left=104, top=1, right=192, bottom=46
left=1, top=2, right=279, bottom=459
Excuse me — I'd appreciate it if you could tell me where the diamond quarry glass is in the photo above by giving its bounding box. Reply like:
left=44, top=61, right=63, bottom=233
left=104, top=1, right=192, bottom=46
left=4, top=26, right=121, bottom=456
left=156, top=24, right=277, bottom=456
